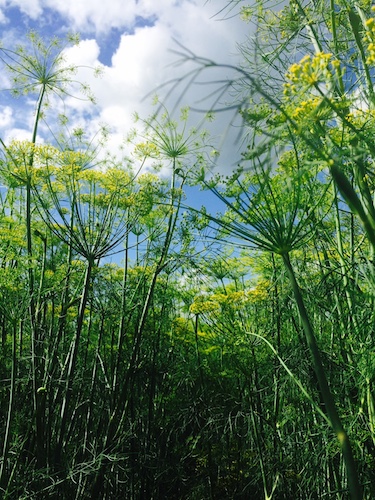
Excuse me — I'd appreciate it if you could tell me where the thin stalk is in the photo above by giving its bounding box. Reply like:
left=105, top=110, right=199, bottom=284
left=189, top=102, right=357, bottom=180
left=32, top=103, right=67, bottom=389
left=194, top=314, right=204, bottom=388
left=56, top=257, right=94, bottom=462
left=27, top=84, right=46, bottom=467
left=91, top=163, right=184, bottom=498
left=76, top=312, right=106, bottom=499
left=348, top=7, right=375, bottom=105
left=28, top=178, right=46, bottom=467
left=330, top=0, right=345, bottom=95
left=111, top=228, right=129, bottom=399
left=271, top=254, right=282, bottom=458
left=0, top=318, right=17, bottom=490
left=329, top=163, right=375, bottom=252
left=282, top=251, right=362, bottom=500
left=333, top=186, right=360, bottom=339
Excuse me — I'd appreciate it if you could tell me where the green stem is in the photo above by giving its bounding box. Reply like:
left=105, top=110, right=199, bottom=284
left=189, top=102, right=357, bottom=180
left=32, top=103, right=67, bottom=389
left=56, top=258, right=94, bottom=462
left=0, top=319, right=17, bottom=489
left=91, top=164, right=184, bottom=498
left=330, top=163, right=375, bottom=251
left=282, top=252, right=362, bottom=500
left=330, top=0, right=345, bottom=95
left=333, top=185, right=360, bottom=341
left=27, top=84, right=46, bottom=467
left=112, top=227, right=129, bottom=399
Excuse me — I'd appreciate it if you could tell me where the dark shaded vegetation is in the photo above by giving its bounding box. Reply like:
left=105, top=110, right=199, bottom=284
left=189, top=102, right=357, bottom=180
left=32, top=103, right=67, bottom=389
left=2, top=2, right=375, bottom=498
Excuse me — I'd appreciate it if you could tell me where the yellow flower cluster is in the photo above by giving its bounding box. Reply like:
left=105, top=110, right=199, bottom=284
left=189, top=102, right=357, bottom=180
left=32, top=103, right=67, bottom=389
left=290, top=96, right=323, bottom=121
left=134, top=141, right=160, bottom=159
left=284, top=52, right=340, bottom=96
left=346, top=107, right=375, bottom=123
left=247, top=279, right=269, bottom=303
left=172, top=317, right=191, bottom=335
left=4, top=140, right=40, bottom=185
left=190, top=285, right=269, bottom=315
left=365, top=13, right=375, bottom=64
left=210, top=291, right=248, bottom=305
left=240, top=6, right=253, bottom=22
left=190, top=296, right=221, bottom=315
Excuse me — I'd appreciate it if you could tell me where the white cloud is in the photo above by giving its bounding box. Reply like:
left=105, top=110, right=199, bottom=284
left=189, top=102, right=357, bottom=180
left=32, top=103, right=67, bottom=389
left=45, top=0, right=138, bottom=33
left=64, top=38, right=101, bottom=66
left=0, top=105, right=13, bottom=128
left=61, top=2, right=246, bottom=160
left=3, top=127, right=35, bottom=142
left=6, top=0, right=43, bottom=18
left=0, top=0, right=250, bottom=171
left=159, top=1, right=239, bottom=59
left=5, top=0, right=171, bottom=33
left=0, top=8, right=7, bottom=23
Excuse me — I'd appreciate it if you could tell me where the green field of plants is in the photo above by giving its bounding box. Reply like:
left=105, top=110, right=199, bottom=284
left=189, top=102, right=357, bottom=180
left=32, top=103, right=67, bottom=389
left=1, top=2, right=375, bottom=498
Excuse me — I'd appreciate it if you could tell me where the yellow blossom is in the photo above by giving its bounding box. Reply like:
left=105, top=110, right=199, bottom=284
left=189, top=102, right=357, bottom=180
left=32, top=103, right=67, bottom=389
left=284, top=52, right=338, bottom=96
left=190, top=298, right=220, bottom=315
left=134, top=141, right=160, bottom=159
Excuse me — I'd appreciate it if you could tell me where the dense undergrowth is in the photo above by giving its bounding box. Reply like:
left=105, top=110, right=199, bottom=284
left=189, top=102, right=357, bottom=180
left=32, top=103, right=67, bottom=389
left=2, top=1, right=375, bottom=498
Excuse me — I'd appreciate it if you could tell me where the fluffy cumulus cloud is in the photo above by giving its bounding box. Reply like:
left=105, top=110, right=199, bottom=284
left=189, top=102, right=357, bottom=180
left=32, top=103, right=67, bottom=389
left=0, top=0, right=43, bottom=19
left=0, top=0, right=251, bottom=170
left=1, top=0, right=212, bottom=33
left=44, top=0, right=144, bottom=33
left=0, top=105, right=13, bottom=128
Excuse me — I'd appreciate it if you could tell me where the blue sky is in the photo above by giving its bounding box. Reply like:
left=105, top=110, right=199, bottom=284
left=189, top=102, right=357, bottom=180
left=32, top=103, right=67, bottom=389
left=0, top=0, right=253, bottom=247
left=0, top=0, right=257, bottom=266
left=0, top=1, right=249, bottom=172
